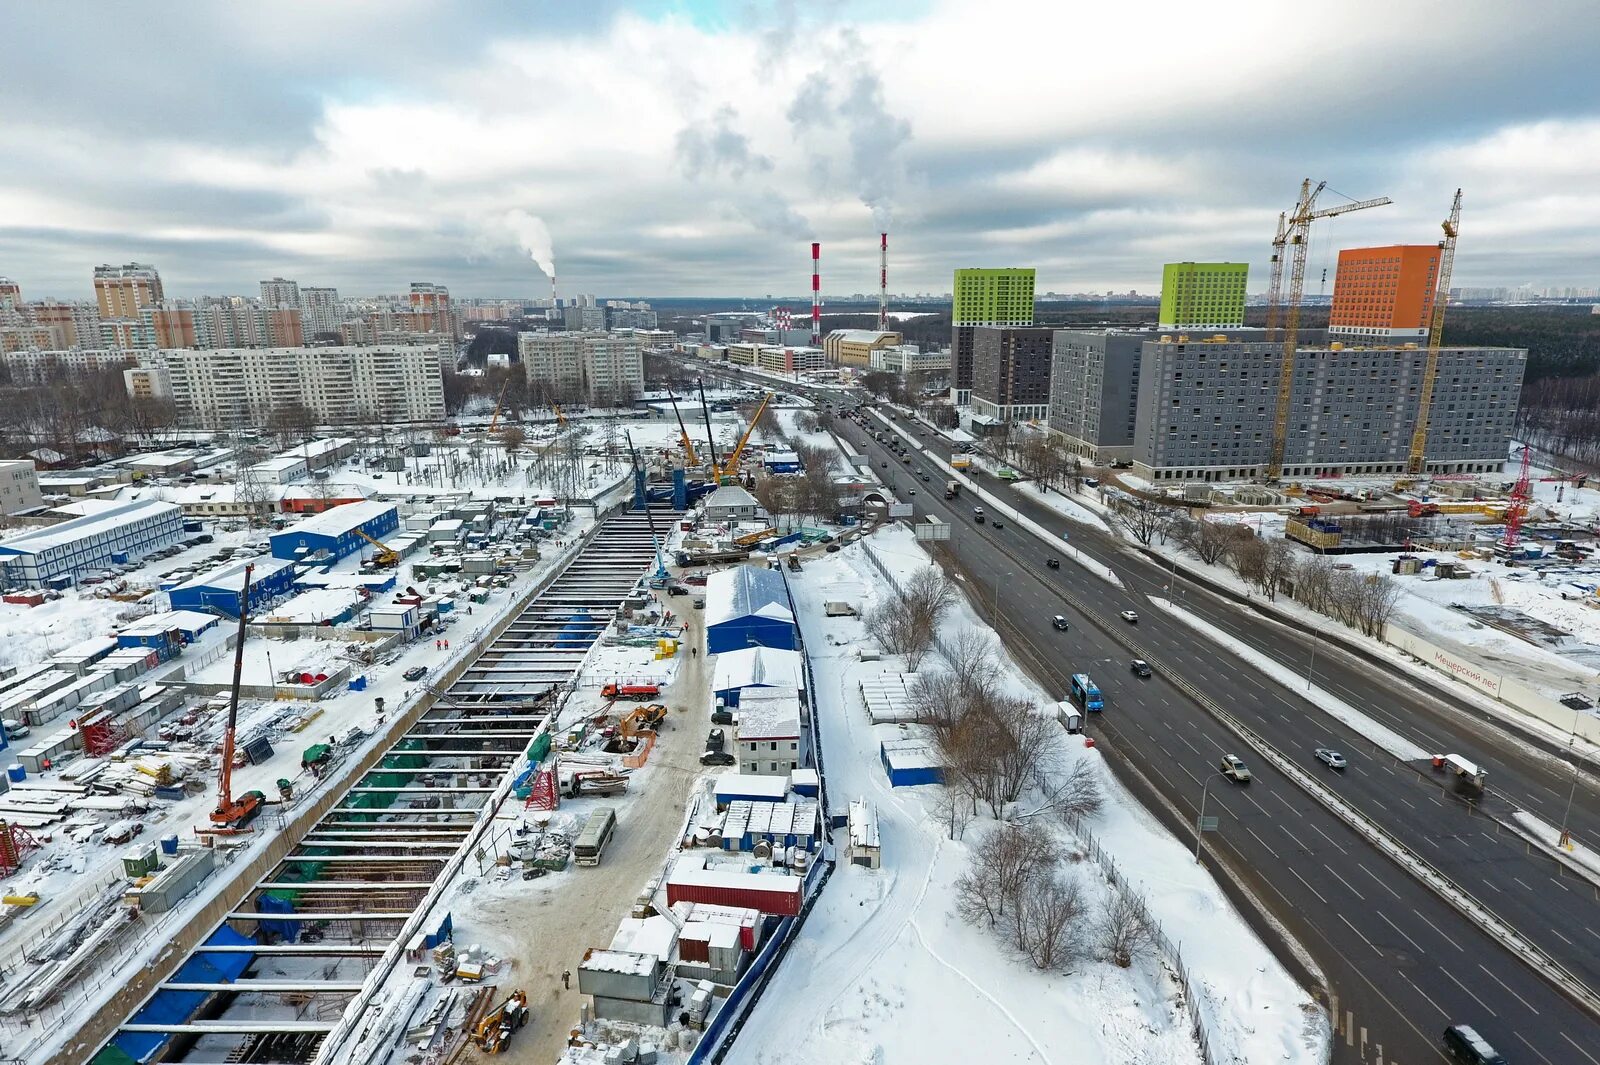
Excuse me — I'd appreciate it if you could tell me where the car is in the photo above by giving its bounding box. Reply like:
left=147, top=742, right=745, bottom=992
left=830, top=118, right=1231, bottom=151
left=1130, top=659, right=1152, bottom=678
left=920, top=473, right=930, bottom=482
left=1314, top=748, right=1347, bottom=770
left=1220, top=754, right=1252, bottom=783
left=975, top=514, right=985, bottom=524
left=901, top=456, right=911, bottom=463
left=972, top=506, right=984, bottom=516
left=692, top=597, right=706, bottom=609
left=1045, top=558, right=1060, bottom=569
left=1052, top=615, right=1070, bottom=631
left=908, top=488, right=916, bottom=495
left=1442, top=1025, right=1508, bottom=1065
left=666, top=584, right=687, bottom=596
left=403, top=666, right=428, bottom=682
left=990, top=520, right=1004, bottom=530
left=712, top=707, right=735, bottom=725
left=700, top=750, right=736, bottom=767
left=706, top=728, right=726, bottom=751
left=1119, top=610, right=1139, bottom=623
left=825, top=543, right=841, bottom=552
left=880, top=461, right=889, bottom=468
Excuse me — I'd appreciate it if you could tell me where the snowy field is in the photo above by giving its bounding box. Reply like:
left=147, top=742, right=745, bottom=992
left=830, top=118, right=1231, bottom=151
left=729, top=526, right=1324, bottom=1065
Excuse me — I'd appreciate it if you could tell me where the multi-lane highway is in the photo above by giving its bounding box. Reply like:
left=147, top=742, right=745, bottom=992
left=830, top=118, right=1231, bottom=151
left=692, top=363, right=1600, bottom=1065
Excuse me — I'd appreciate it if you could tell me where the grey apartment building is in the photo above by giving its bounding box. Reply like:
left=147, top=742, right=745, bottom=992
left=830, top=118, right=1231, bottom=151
left=1128, top=339, right=1525, bottom=481
left=971, top=326, right=1054, bottom=422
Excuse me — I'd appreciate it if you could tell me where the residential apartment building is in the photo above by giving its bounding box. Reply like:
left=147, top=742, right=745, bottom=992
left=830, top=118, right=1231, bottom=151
left=94, top=263, right=164, bottom=350
left=2, top=348, right=139, bottom=384
left=970, top=326, right=1054, bottom=422
left=0, top=324, right=54, bottom=354
left=608, top=308, right=659, bottom=330
left=259, top=277, right=302, bottom=310
left=28, top=300, right=102, bottom=349
left=0, top=277, right=20, bottom=312
left=300, top=287, right=342, bottom=338
left=143, top=300, right=200, bottom=349
left=1328, top=245, right=1441, bottom=341
left=195, top=296, right=270, bottom=349
left=147, top=345, right=447, bottom=430
left=724, top=343, right=827, bottom=376
left=822, top=329, right=902, bottom=368
left=407, top=282, right=459, bottom=339
left=0, top=460, right=42, bottom=516
left=1158, top=262, right=1248, bottom=328
left=1047, top=327, right=1272, bottom=462
left=518, top=331, right=644, bottom=404
left=1130, top=339, right=1525, bottom=481
left=951, top=267, right=1034, bottom=404
left=264, top=307, right=305, bottom=347
left=124, top=364, right=173, bottom=402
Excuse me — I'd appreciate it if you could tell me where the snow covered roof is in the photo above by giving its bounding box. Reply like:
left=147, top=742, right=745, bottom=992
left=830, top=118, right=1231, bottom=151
left=259, top=587, right=361, bottom=624
left=713, top=646, right=804, bottom=694
left=667, top=852, right=803, bottom=897
left=734, top=687, right=802, bottom=741
left=171, top=555, right=297, bottom=594
left=713, top=772, right=789, bottom=801
left=120, top=609, right=220, bottom=637
left=580, top=949, right=657, bottom=976
left=849, top=798, right=880, bottom=850
left=881, top=734, right=941, bottom=771
left=610, top=914, right=679, bottom=961
left=704, top=565, right=792, bottom=627
left=0, top=499, right=180, bottom=556
left=705, top=484, right=758, bottom=509
left=271, top=499, right=396, bottom=539
left=827, top=329, right=899, bottom=344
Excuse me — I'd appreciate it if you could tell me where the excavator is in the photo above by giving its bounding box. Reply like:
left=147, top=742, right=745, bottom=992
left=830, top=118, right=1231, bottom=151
left=473, top=989, right=529, bottom=1054
left=354, top=528, right=398, bottom=568
left=209, top=564, right=267, bottom=833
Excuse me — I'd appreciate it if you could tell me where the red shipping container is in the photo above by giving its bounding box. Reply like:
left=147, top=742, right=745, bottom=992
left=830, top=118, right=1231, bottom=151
left=665, top=868, right=801, bottom=917
left=2, top=592, right=45, bottom=607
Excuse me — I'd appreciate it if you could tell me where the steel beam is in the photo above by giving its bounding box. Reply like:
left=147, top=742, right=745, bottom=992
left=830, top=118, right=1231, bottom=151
left=160, top=981, right=366, bottom=993
left=255, top=881, right=436, bottom=890
left=120, top=1021, right=336, bottom=1034
left=229, top=911, right=414, bottom=921
left=191, top=944, right=386, bottom=954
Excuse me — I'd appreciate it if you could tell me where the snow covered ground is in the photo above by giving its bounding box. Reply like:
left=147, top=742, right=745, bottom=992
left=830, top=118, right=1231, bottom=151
left=729, top=527, right=1324, bottom=1065
left=1015, top=480, right=1113, bottom=533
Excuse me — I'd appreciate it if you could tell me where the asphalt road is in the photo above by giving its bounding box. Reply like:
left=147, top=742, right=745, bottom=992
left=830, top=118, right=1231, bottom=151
left=685, top=364, right=1600, bottom=1065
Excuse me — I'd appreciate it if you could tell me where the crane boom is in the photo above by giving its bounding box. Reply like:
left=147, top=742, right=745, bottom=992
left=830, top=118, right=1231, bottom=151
left=696, top=379, right=721, bottom=472
left=669, top=394, right=699, bottom=466
left=1265, top=180, right=1393, bottom=480
left=1265, top=210, right=1289, bottom=331
left=488, top=380, right=510, bottom=434
left=722, top=392, right=770, bottom=481
left=1407, top=189, right=1463, bottom=475
left=209, top=564, right=264, bottom=831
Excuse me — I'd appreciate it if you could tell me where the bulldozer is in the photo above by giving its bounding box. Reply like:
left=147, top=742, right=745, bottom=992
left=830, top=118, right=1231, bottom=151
left=473, top=989, right=529, bottom=1054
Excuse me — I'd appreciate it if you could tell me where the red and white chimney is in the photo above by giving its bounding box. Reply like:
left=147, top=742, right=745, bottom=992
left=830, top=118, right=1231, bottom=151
left=811, top=242, right=822, bottom=347
left=878, top=232, right=888, bottom=331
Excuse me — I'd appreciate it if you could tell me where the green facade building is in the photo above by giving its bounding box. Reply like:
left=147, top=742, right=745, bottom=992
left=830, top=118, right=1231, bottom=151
left=952, top=268, right=1035, bottom=326
left=1158, top=262, right=1247, bottom=329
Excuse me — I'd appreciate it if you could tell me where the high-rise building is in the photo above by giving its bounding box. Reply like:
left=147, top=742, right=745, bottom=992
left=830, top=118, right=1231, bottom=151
left=264, top=307, right=305, bottom=347
left=951, top=268, right=1034, bottom=405
left=1129, top=339, right=1523, bottom=480
left=124, top=363, right=173, bottom=402
left=28, top=300, right=101, bottom=349
left=1, top=348, right=139, bottom=383
left=195, top=296, right=269, bottom=349
left=407, top=282, right=459, bottom=339
left=146, top=345, right=446, bottom=429
left=517, top=331, right=643, bottom=405
left=301, top=286, right=342, bottom=338
left=145, top=300, right=200, bottom=349
left=93, top=263, right=164, bottom=320
left=1158, top=262, right=1248, bottom=329
left=1328, top=245, right=1441, bottom=341
left=259, top=277, right=302, bottom=310
left=0, top=277, right=21, bottom=313
left=970, top=325, right=1054, bottom=422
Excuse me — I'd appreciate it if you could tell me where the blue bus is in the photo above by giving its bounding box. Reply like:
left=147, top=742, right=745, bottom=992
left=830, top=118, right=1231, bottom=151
left=1070, top=673, right=1103, bottom=712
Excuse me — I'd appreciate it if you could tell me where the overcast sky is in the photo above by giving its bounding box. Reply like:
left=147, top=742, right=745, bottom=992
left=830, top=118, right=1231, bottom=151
left=3, top=0, right=1598, bottom=301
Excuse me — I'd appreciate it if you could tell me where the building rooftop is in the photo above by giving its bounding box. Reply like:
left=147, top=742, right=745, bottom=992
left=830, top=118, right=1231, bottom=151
left=172, top=555, right=297, bottom=594
left=705, top=484, right=758, bottom=509
left=119, top=610, right=220, bottom=638
left=271, top=499, right=396, bottom=539
left=849, top=798, right=880, bottom=850
left=0, top=499, right=181, bottom=556
left=713, top=647, right=804, bottom=694
left=704, top=565, right=792, bottom=628
left=733, top=686, right=803, bottom=741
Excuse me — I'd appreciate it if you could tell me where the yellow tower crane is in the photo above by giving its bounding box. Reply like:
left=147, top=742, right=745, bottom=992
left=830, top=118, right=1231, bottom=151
left=1406, top=189, right=1464, bottom=476
left=1266, top=180, right=1393, bottom=481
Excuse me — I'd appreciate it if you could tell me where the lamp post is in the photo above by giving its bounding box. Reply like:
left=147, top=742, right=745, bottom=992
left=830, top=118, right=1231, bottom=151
left=1194, top=772, right=1228, bottom=861
left=1558, top=706, right=1584, bottom=850
left=1305, top=622, right=1325, bottom=692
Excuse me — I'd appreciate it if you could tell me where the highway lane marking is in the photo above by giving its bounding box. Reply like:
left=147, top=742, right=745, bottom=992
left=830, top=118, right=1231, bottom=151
left=1324, top=864, right=1367, bottom=901
left=1476, top=963, right=1540, bottom=1015
left=1400, top=970, right=1450, bottom=1023
left=1586, top=925, right=1600, bottom=945
left=1546, top=925, right=1574, bottom=948
left=1356, top=861, right=1404, bottom=900
left=1305, top=820, right=1348, bottom=852
left=1513, top=876, right=1536, bottom=891
left=1337, top=912, right=1380, bottom=954
left=1480, top=877, right=1502, bottom=894
left=1547, top=875, right=1569, bottom=893
left=1563, top=1031, right=1600, bottom=1065
left=1278, top=824, right=1311, bottom=853
left=1410, top=909, right=1464, bottom=951
left=1287, top=865, right=1330, bottom=905
left=1438, top=966, right=1496, bottom=1016
left=1244, top=825, right=1281, bottom=859
left=1375, top=909, right=1423, bottom=953
left=1513, top=1031, right=1557, bottom=1065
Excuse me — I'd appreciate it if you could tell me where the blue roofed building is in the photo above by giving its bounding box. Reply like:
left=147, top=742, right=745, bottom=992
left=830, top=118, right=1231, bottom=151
left=704, top=565, right=796, bottom=655
left=167, top=556, right=298, bottom=619
left=269, top=500, right=399, bottom=563
left=0, top=499, right=183, bottom=588
left=712, top=645, right=805, bottom=707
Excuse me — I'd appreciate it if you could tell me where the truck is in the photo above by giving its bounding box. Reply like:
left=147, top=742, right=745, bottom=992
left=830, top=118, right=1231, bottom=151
left=601, top=681, right=661, bottom=701
left=950, top=456, right=972, bottom=470
left=1433, top=752, right=1487, bottom=790
left=1070, top=673, right=1104, bottom=712
left=944, top=480, right=961, bottom=499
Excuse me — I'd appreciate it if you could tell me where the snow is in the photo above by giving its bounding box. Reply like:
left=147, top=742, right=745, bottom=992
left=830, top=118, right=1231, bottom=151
left=1510, top=810, right=1600, bottom=883
left=729, top=527, right=1324, bottom=1065
left=1014, top=480, right=1113, bottom=532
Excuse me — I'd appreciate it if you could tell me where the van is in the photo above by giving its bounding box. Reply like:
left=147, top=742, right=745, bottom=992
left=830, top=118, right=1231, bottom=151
left=1052, top=615, right=1070, bottom=631
left=1442, top=1025, right=1507, bottom=1065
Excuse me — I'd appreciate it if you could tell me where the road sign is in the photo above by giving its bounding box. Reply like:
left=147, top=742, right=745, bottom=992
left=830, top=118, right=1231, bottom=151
left=1195, top=816, right=1219, bottom=833
left=888, top=503, right=914, bottom=518
left=914, top=517, right=951, bottom=542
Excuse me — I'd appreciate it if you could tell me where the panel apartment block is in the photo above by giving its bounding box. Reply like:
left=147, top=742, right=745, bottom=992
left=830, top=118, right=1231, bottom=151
left=1328, top=245, right=1440, bottom=341
left=971, top=326, right=1054, bottom=422
left=1131, top=339, right=1524, bottom=481
left=951, top=268, right=1034, bottom=405
left=518, top=331, right=642, bottom=405
left=1158, top=262, right=1247, bottom=329
left=154, top=345, right=446, bottom=430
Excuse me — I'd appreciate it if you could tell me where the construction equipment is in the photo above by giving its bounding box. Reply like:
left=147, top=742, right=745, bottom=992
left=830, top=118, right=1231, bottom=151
left=1265, top=180, right=1392, bottom=480
left=1406, top=189, right=1464, bottom=475
left=473, top=989, right=529, bottom=1054
left=552, top=402, right=568, bottom=428
left=354, top=528, right=398, bottom=567
left=488, top=379, right=511, bottom=435
left=669, top=393, right=699, bottom=467
left=601, top=681, right=661, bottom=701
left=720, top=391, right=771, bottom=482
left=209, top=565, right=266, bottom=833
left=697, top=378, right=722, bottom=473
left=1502, top=444, right=1533, bottom=549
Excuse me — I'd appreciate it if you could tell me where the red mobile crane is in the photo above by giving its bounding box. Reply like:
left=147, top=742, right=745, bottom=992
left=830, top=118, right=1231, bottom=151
left=210, top=564, right=266, bottom=832
left=1502, top=444, right=1533, bottom=551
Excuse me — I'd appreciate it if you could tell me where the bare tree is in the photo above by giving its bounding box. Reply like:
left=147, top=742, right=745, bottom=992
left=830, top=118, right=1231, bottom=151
left=1040, top=759, right=1104, bottom=825
left=1096, top=887, right=1155, bottom=968
left=1292, top=554, right=1336, bottom=614
left=500, top=425, right=527, bottom=456
left=863, top=566, right=956, bottom=670
left=1014, top=873, right=1089, bottom=971
left=954, top=822, right=1055, bottom=928
left=984, top=693, right=1058, bottom=815
left=943, top=627, right=1001, bottom=699
left=1111, top=495, right=1174, bottom=546
left=930, top=781, right=976, bottom=841
left=1175, top=515, right=1240, bottom=565
left=1229, top=533, right=1268, bottom=589
left=1260, top=539, right=1298, bottom=602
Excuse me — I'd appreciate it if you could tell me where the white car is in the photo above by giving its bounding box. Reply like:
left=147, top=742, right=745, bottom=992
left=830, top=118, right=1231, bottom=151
left=1119, top=610, right=1139, bottom=623
left=1314, top=748, right=1347, bottom=770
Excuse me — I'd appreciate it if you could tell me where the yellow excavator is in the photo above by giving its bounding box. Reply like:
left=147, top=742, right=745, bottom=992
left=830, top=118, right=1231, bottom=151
left=355, top=529, right=398, bottom=568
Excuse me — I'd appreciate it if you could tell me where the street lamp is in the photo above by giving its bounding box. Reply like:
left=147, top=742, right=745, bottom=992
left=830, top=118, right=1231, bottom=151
left=1194, top=771, right=1229, bottom=861
left=1558, top=706, right=1585, bottom=850
left=1305, top=622, right=1326, bottom=692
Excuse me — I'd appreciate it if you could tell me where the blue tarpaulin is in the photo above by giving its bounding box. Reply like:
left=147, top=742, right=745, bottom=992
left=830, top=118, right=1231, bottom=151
left=109, top=926, right=256, bottom=1063
left=255, top=892, right=301, bottom=942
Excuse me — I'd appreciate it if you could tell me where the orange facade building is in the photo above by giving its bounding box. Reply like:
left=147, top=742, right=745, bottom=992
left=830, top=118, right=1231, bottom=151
left=1327, top=244, right=1440, bottom=341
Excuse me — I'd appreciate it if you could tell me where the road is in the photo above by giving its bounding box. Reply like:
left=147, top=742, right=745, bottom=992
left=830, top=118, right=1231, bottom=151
left=472, top=589, right=708, bottom=1064
left=689, top=362, right=1600, bottom=1065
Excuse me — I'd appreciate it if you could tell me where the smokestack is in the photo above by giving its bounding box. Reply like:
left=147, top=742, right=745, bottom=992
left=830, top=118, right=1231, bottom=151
left=878, top=232, right=888, bottom=331
left=551, top=272, right=557, bottom=308
left=811, top=242, right=821, bottom=347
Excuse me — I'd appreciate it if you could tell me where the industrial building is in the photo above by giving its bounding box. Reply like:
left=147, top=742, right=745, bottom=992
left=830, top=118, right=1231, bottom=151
left=722, top=342, right=827, bottom=375
left=704, top=565, right=796, bottom=655
left=167, top=556, right=299, bottom=618
left=713, top=646, right=805, bottom=707
left=1130, top=339, right=1526, bottom=481
left=880, top=731, right=944, bottom=787
left=970, top=325, right=1055, bottom=422
left=1159, top=262, right=1248, bottom=329
left=1328, top=245, right=1441, bottom=341
left=0, top=459, right=42, bottom=515
left=0, top=499, right=183, bottom=588
left=822, top=329, right=902, bottom=368
left=268, top=500, right=399, bottom=563
left=869, top=344, right=949, bottom=375
left=952, top=267, right=1035, bottom=405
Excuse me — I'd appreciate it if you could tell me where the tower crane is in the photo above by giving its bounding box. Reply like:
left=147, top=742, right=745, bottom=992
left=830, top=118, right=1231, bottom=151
left=1266, top=180, right=1393, bottom=480
left=1407, top=189, right=1464, bottom=475
left=1503, top=443, right=1534, bottom=551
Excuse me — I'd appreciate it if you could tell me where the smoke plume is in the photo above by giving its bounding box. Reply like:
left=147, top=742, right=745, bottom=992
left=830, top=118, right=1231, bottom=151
left=503, top=208, right=556, bottom=281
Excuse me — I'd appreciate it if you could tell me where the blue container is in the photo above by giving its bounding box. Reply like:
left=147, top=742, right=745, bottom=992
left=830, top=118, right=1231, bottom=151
left=6, top=764, right=25, bottom=783
left=349, top=675, right=368, bottom=692
left=160, top=834, right=180, bottom=856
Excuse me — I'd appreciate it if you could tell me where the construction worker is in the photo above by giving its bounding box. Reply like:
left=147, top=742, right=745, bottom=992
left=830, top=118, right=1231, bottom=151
left=562, top=969, right=571, bottom=989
